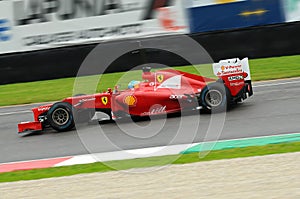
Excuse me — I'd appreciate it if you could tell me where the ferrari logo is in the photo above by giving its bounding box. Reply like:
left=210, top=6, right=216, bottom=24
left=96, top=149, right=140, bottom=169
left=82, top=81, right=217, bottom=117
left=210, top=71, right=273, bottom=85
left=157, top=74, right=164, bottom=83
left=101, top=97, right=108, bottom=105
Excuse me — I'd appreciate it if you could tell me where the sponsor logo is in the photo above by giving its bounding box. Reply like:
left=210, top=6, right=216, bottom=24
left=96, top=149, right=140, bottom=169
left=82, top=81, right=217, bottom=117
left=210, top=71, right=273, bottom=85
left=0, top=19, right=11, bottom=42
left=142, top=105, right=166, bottom=115
left=12, top=0, right=184, bottom=48
left=169, top=94, right=184, bottom=99
left=150, top=105, right=166, bottom=114
left=80, top=97, right=96, bottom=102
left=217, top=65, right=243, bottom=76
left=223, top=65, right=242, bottom=70
left=23, top=24, right=142, bottom=46
left=124, top=95, right=137, bottom=106
left=37, top=106, right=51, bottom=112
left=101, top=96, right=108, bottom=105
left=13, top=0, right=173, bottom=26
left=157, top=74, right=164, bottom=83
left=228, top=75, right=244, bottom=81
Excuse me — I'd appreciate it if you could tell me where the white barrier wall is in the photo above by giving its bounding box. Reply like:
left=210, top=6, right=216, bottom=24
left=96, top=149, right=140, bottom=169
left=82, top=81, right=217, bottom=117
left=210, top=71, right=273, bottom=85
left=0, top=0, right=188, bottom=54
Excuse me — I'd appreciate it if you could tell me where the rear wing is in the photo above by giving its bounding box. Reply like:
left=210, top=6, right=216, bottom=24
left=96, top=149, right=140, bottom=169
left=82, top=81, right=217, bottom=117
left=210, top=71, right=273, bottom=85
left=213, top=57, right=251, bottom=81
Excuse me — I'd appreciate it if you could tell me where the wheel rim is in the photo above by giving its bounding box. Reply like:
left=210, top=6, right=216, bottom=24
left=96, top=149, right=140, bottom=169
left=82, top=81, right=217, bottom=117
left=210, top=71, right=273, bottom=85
left=52, top=108, right=70, bottom=126
left=205, top=89, right=223, bottom=107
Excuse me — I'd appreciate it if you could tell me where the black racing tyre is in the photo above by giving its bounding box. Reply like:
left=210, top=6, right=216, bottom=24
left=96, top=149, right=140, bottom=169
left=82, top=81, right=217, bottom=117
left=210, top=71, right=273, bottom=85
left=47, top=102, right=75, bottom=132
left=200, top=82, right=231, bottom=113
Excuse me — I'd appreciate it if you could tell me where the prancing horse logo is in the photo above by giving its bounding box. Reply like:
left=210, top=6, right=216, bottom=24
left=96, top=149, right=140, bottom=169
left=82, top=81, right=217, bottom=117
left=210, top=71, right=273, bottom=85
left=101, top=97, right=108, bottom=105
left=157, top=74, right=164, bottom=83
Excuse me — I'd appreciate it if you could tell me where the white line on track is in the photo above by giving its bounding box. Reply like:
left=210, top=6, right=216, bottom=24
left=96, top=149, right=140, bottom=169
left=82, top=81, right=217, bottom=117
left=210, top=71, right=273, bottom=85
left=253, top=80, right=300, bottom=88
left=0, top=110, right=31, bottom=116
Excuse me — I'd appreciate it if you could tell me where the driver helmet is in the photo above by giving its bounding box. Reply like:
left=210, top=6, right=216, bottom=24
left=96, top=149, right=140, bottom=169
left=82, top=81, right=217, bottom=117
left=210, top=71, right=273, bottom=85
left=128, top=80, right=140, bottom=89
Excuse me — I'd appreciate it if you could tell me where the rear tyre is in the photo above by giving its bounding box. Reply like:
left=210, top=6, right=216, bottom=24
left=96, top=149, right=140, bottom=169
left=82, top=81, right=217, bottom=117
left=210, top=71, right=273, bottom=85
left=47, top=102, right=75, bottom=132
left=201, top=82, right=231, bottom=113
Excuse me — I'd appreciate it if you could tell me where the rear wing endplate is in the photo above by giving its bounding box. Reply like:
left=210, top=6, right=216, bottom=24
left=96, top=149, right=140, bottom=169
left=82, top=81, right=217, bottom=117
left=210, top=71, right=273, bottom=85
left=213, top=58, right=251, bottom=81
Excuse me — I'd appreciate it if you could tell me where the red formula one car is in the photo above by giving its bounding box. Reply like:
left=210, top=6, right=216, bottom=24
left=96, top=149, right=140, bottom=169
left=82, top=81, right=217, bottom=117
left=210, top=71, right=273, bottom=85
left=18, top=58, right=253, bottom=135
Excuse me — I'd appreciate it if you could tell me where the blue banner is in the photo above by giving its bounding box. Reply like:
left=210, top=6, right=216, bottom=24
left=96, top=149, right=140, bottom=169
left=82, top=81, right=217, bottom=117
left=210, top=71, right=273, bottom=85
left=188, top=0, right=285, bottom=33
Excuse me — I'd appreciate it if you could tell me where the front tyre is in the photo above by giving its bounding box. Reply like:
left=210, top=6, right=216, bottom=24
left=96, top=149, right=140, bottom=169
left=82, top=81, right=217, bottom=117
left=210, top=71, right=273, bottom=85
left=201, top=82, right=230, bottom=113
left=47, top=102, right=75, bottom=132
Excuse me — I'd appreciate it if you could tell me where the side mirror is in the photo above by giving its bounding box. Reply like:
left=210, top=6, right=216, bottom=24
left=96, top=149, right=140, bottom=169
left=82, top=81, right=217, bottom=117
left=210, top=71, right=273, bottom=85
left=142, top=66, right=151, bottom=73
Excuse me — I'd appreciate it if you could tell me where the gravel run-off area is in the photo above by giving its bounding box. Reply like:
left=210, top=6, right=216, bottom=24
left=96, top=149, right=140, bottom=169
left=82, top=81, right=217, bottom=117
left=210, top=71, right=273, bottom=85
left=1, top=152, right=300, bottom=199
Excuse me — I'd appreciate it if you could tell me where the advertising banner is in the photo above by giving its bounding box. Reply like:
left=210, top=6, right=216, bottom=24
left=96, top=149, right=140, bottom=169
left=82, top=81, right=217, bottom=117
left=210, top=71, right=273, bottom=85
left=188, top=0, right=285, bottom=33
left=0, top=0, right=188, bottom=54
left=0, top=1, right=14, bottom=53
left=283, top=0, right=300, bottom=22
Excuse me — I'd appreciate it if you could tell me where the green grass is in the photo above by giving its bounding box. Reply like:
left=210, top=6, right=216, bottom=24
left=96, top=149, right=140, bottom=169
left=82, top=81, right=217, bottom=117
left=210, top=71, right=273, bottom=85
left=249, top=55, right=300, bottom=80
left=1, top=54, right=300, bottom=106
left=0, top=141, right=299, bottom=183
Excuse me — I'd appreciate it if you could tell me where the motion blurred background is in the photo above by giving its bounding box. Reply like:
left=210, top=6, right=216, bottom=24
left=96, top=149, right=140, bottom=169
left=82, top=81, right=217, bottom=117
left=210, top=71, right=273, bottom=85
left=0, top=0, right=299, bottom=84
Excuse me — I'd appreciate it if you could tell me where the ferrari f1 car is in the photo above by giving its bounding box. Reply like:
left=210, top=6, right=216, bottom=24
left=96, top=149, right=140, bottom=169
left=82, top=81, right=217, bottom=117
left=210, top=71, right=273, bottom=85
left=18, top=58, right=253, bottom=135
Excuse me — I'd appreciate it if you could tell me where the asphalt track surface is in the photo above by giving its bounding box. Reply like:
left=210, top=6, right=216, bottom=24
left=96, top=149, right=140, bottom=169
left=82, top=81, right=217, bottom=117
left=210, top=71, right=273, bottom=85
left=1, top=78, right=300, bottom=163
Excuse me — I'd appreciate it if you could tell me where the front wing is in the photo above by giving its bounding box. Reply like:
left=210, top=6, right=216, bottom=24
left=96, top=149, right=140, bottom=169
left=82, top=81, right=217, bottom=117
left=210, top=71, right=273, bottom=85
left=18, top=121, right=43, bottom=136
